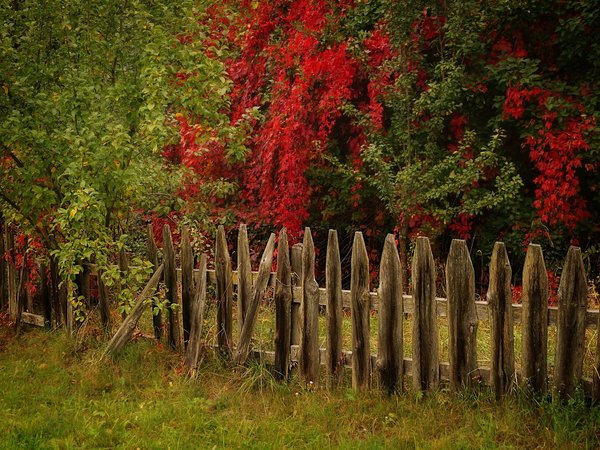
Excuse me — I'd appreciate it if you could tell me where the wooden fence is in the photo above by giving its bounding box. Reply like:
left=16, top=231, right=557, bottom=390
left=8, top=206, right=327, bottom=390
left=119, top=224, right=599, bottom=401
left=4, top=223, right=600, bottom=401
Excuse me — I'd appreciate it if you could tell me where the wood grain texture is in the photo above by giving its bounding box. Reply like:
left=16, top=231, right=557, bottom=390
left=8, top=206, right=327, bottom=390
left=237, top=224, right=252, bottom=336
left=163, top=225, right=181, bottom=351
left=290, top=243, right=303, bottom=346
left=521, top=244, right=548, bottom=393
left=554, top=246, right=587, bottom=401
left=351, top=231, right=371, bottom=391
left=181, top=227, right=195, bottom=348
left=488, top=242, right=514, bottom=399
left=377, top=234, right=403, bottom=394
left=146, top=223, right=162, bottom=340
left=215, top=225, right=233, bottom=353
left=300, top=229, right=320, bottom=384
left=446, top=239, right=478, bottom=391
left=274, top=229, right=292, bottom=380
left=326, top=229, right=343, bottom=387
left=184, top=254, right=207, bottom=377
left=411, top=237, right=439, bottom=392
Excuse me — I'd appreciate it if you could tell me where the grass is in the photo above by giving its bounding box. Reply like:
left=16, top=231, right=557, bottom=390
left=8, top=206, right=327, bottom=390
left=1, top=321, right=600, bottom=449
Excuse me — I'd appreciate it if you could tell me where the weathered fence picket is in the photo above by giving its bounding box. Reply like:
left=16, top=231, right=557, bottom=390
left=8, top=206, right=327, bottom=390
left=446, top=239, right=478, bottom=391
left=554, top=246, right=587, bottom=400
left=488, top=242, right=515, bottom=399
left=351, top=231, right=371, bottom=391
left=274, top=229, right=292, bottom=380
left=163, top=225, right=181, bottom=351
left=521, top=244, right=548, bottom=393
left=300, top=228, right=320, bottom=384
left=290, top=243, right=303, bottom=347
left=412, top=236, right=439, bottom=392
left=326, top=229, right=343, bottom=387
left=377, top=234, right=403, bottom=394
left=237, top=224, right=252, bottom=335
left=215, top=225, right=233, bottom=354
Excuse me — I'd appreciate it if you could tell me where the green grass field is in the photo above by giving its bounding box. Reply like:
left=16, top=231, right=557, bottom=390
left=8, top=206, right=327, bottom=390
left=1, top=320, right=599, bottom=449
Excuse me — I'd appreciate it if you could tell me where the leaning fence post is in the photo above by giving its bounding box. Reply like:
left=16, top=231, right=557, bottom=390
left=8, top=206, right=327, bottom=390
left=377, top=234, right=403, bottom=394
left=300, top=228, right=320, bottom=385
left=488, top=242, right=515, bottom=399
left=326, top=229, right=343, bottom=388
left=351, top=231, right=371, bottom=391
left=215, top=225, right=233, bottom=354
left=274, top=229, right=292, bottom=380
left=521, top=244, right=548, bottom=394
left=163, top=225, right=181, bottom=351
left=412, top=236, right=439, bottom=392
left=235, top=233, right=276, bottom=365
left=554, top=246, right=587, bottom=401
left=446, top=239, right=478, bottom=391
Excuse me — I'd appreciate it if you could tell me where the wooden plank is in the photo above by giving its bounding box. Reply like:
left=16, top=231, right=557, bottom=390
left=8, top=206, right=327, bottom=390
left=184, top=254, right=207, bottom=377
left=181, top=227, right=194, bottom=348
left=146, top=224, right=162, bottom=340
left=237, top=224, right=252, bottom=335
left=40, top=262, right=51, bottom=327
left=326, top=229, right=344, bottom=387
left=488, top=242, right=515, bottom=399
left=446, top=239, right=478, bottom=391
left=290, top=243, right=303, bottom=346
left=163, top=225, right=181, bottom=351
left=235, top=233, right=276, bottom=365
left=521, top=244, right=548, bottom=394
left=554, top=246, right=587, bottom=401
left=412, top=236, right=439, bottom=392
left=274, top=229, right=292, bottom=380
left=215, top=225, right=233, bottom=354
left=377, top=234, right=403, bottom=394
left=101, top=265, right=164, bottom=359
left=351, top=232, right=371, bottom=391
left=300, top=228, right=320, bottom=384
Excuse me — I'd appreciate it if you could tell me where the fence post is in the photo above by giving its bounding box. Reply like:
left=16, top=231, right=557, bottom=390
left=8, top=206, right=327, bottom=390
left=235, top=233, right=276, bottom=365
left=326, top=229, right=343, bottom=388
left=6, top=228, right=17, bottom=320
left=163, top=225, right=181, bottom=351
left=377, top=234, right=403, bottom=394
left=146, top=224, right=161, bottom=340
left=351, top=231, right=371, bottom=391
left=274, top=229, right=292, bottom=380
left=554, top=246, right=587, bottom=401
left=446, top=239, right=478, bottom=391
left=185, top=254, right=207, bottom=376
left=488, top=242, right=514, bottom=399
left=215, top=225, right=233, bottom=354
left=291, top=243, right=303, bottom=346
left=181, top=227, right=194, bottom=349
left=97, top=269, right=112, bottom=330
left=521, top=244, right=548, bottom=394
left=412, top=236, right=439, bottom=392
left=300, top=228, right=320, bottom=385
left=237, top=224, right=252, bottom=335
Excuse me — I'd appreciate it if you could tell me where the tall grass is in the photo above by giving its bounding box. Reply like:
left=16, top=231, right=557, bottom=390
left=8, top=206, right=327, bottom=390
left=1, top=325, right=599, bottom=449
